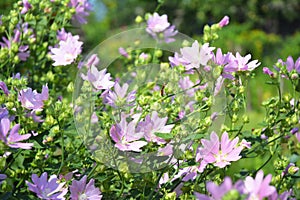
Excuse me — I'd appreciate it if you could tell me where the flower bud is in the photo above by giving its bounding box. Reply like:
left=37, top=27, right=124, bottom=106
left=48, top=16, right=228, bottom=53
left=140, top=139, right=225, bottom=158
left=288, top=166, right=299, bottom=175
left=135, top=15, right=143, bottom=24
left=155, top=50, right=163, bottom=58
left=291, top=73, right=299, bottom=80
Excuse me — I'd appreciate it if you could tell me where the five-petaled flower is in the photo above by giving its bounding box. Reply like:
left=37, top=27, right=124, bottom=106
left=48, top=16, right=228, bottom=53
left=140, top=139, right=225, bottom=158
left=103, top=82, right=136, bottom=108
left=196, top=131, right=243, bottom=170
left=70, top=175, right=102, bottom=200
left=137, top=111, right=174, bottom=144
left=18, top=84, right=49, bottom=111
left=244, top=170, right=276, bottom=200
left=51, top=33, right=83, bottom=66
left=0, top=118, right=33, bottom=149
left=110, top=113, right=147, bottom=152
left=81, top=65, right=115, bottom=91
left=26, top=172, right=67, bottom=200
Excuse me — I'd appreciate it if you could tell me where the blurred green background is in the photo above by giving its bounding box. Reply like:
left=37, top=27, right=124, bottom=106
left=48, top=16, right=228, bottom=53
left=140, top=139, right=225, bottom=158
left=1, top=0, right=300, bottom=122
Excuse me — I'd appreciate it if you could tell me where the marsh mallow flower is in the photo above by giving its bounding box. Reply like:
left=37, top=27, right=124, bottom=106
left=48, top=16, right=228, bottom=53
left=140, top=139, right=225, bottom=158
left=69, top=0, right=92, bottom=24
left=0, top=118, right=33, bottom=149
left=196, top=131, right=243, bottom=169
left=18, top=84, right=49, bottom=111
left=110, top=113, right=147, bottom=152
left=0, top=81, right=9, bottom=96
left=70, top=175, right=102, bottom=200
left=81, top=65, right=115, bottom=91
left=244, top=170, right=276, bottom=200
left=103, top=82, right=136, bottom=108
left=26, top=172, right=67, bottom=200
left=137, top=111, right=174, bottom=144
left=51, top=33, right=83, bottom=66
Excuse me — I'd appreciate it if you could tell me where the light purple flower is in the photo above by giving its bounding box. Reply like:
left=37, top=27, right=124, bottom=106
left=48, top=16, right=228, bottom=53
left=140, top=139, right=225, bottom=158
left=137, top=111, right=174, bottom=144
left=168, top=52, right=189, bottom=67
left=284, top=56, right=300, bottom=73
left=244, top=170, right=276, bottom=200
left=269, top=189, right=295, bottom=200
left=232, top=52, right=261, bottom=72
left=206, top=177, right=234, bottom=199
left=178, top=76, right=194, bottom=96
left=21, top=0, right=32, bottom=14
left=26, top=172, right=68, bottom=200
left=110, top=113, right=147, bottom=152
left=0, top=118, right=33, bottom=149
left=146, top=13, right=178, bottom=43
left=51, top=33, right=83, bottom=66
left=81, top=66, right=115, bottom=91
left=218, top=16, right=230, bottom=27
left=196, top=131, right=243, bottom=169
left=0, top=81, right=9, bottom=96
left=118, top=47, right=128, bottom=58
left=263, top=67, right=274, bottom=77
left=57, top=28, right=69, bottom=41
left=69, top=0, right=92, bottom=24
left=70, top=175, right=102, bottom=200
left=163, top=25, right=178, bottom=43
left=212, top=48, right=230, bottom=66
left=86, top=54, right=100, bottom=68
left=291, top=127, right=300, bottom=142
left=146, top=13, right=170, bottom=34
left=18, top=84, right=49, bottom=111
left=103, top=82, right=136, bottom=108
left=0, top=29, right=30, bottom=61
left=0, top=174, right=7, bottom=185
left=180, top=41, right=215, bottom=71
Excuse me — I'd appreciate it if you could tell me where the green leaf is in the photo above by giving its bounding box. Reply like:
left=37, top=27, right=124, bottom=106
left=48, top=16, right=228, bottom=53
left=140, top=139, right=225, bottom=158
left=154, top=132, right=173, bottom=139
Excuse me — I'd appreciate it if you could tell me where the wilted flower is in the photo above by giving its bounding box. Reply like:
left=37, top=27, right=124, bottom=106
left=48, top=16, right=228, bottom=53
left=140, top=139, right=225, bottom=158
left=196, top=131, right=243, bottom=169
left=69, top=0, right=92, bottom=24
left=81, top=65, right=115, bottom=91
left=26, top=172, right=67, bottom=200
left=110, top=113, right=147, bottom=152
left=0, top=118, right=33, bottom=149
left=244, top=170, right=276, bottom=200
left=18, top=85, right=49, bottom=111
left=70, top=175, right=102, bottom=200
left=51, top=33, right=83, bottom=66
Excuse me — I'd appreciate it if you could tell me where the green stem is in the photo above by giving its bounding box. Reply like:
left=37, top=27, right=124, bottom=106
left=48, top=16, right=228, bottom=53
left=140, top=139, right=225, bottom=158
left=57, top=129, right=65, bottom=175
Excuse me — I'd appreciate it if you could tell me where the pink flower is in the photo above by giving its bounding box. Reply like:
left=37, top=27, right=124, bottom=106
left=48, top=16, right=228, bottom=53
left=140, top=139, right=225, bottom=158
left=110, top=113, right=147, bottom=152
left=244, top=170, right=276, bottom=200
left=146, top=13, right=170, bottom=34
left=230, top=52, right=261, bottom=72
left=218, top=16, right=230, bottom=27
left=146, top=13, right=178, bottom=43
left=0, top=118, right=33, bottom=149
left=137, top=111, right=174, bottom=144
left=103, top=82, right=136, bottom=108
left=18, top=85, right=49, bottom=111
left=196, top=131, right=243, bottom=169
left=69, top=0, right=92, bottom=24
left=180, top=41, right=215, bottom=71
left=51, top=33, right=83, bottom=66
left=81, top=65, right=115, bottom=91
left=26, top=172, right=68, bottom=200
left=70, top=175, right=102, bottom=200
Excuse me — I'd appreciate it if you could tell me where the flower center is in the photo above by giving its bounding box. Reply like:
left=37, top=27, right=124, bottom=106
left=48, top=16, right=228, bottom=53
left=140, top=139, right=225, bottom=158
left=79, top=193, right=88, bottom=200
